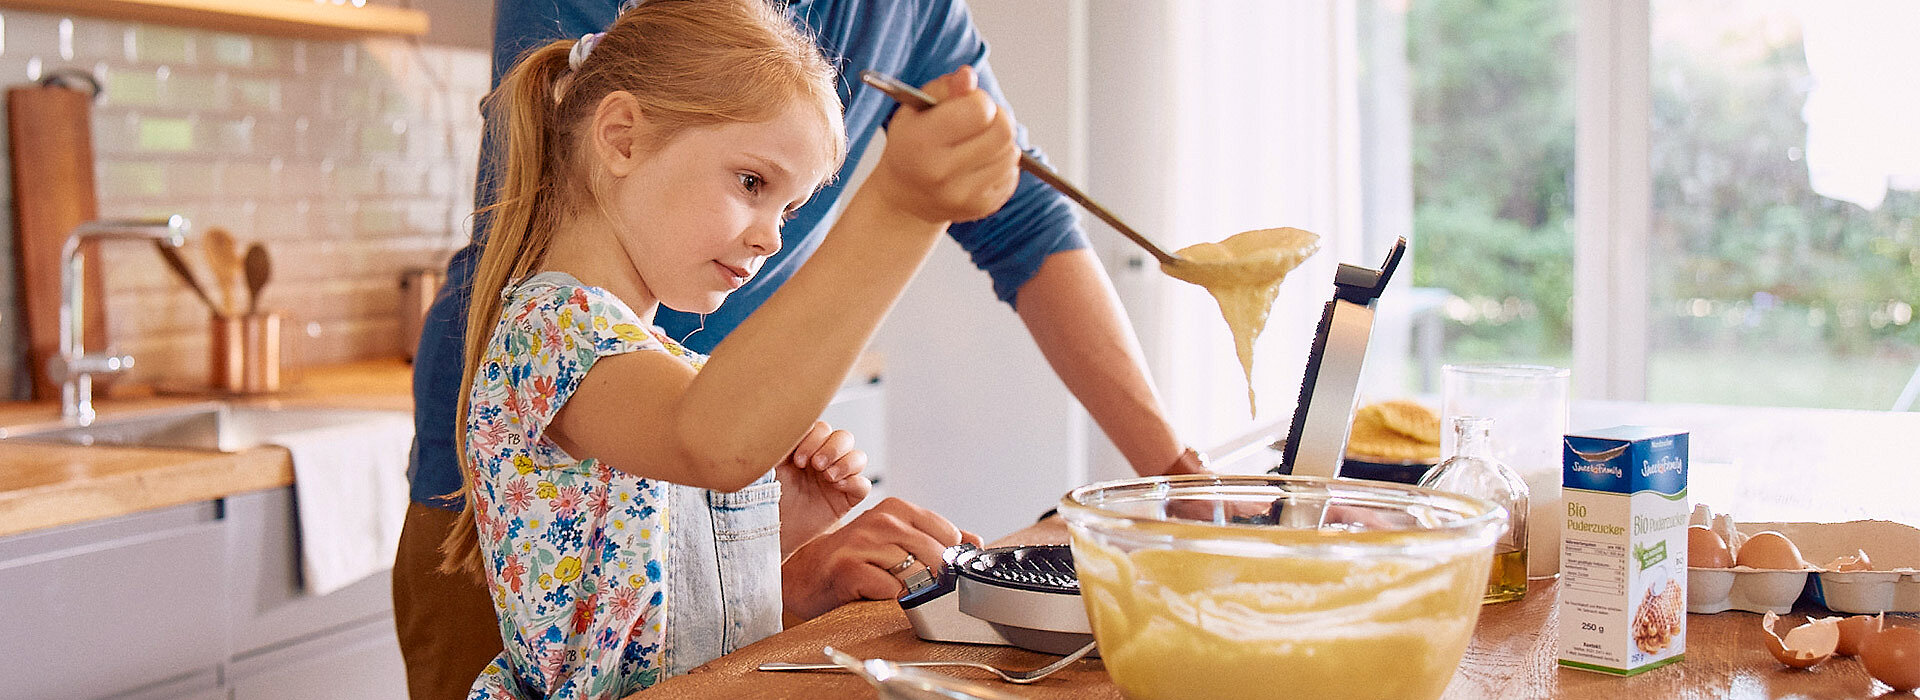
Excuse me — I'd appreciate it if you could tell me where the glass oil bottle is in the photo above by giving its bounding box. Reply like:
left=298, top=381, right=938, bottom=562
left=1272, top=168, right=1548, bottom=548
left=1419, top=415, right=1529, bottom=603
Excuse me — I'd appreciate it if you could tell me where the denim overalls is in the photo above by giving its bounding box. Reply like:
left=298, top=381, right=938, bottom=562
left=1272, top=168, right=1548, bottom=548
left=662, top=472, right=784, bottom=675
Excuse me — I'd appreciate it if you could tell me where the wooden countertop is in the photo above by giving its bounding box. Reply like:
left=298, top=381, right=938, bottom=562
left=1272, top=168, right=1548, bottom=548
left=633, top=517, right=1919, bottom=699
left=0, top=359, right=414, bottom=538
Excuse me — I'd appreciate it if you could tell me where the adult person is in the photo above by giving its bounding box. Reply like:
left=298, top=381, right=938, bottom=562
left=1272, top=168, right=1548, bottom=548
left=392, top=1, right=1204, bottom=698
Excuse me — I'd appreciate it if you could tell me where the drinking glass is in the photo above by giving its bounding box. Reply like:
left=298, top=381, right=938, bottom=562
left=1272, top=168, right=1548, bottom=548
left=1441, top=364, right=1569, bottom=578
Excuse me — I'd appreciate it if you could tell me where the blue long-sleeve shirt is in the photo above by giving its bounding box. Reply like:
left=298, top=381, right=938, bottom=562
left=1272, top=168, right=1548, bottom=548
left=409, top=0, right=1089, bottom=508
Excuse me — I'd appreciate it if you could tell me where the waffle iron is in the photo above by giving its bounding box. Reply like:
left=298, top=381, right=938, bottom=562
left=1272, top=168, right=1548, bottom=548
left=899, top=543, right=1092, bottom=655
left=897, top=238, right=1407, bottom=654
left=1275, top=237, right=1406, bottom=478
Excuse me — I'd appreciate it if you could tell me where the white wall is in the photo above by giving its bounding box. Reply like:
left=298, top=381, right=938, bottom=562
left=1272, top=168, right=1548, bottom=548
left=869, top=1, right=1095, bottom=541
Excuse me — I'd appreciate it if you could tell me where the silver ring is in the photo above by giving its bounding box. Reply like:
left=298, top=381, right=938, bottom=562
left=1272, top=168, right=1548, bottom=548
left=886, top=553, right=917, bottom=575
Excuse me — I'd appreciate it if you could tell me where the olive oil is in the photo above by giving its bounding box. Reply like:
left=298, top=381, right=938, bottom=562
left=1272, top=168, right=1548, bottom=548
left=1486, top=547, right=1528, bottom=603
left=1419, top=416, right=1531, bottom=604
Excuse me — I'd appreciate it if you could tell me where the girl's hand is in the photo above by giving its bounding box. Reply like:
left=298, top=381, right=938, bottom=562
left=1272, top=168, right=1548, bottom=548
left=780, top=497, right=984, bottom=623
left=869, top=65, right=1020, bottom=226
left=777, top=420, right=872, bottom=556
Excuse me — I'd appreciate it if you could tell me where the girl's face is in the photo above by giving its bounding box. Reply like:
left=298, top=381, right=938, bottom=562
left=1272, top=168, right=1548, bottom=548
left=601, top=99, right=837, bottom=315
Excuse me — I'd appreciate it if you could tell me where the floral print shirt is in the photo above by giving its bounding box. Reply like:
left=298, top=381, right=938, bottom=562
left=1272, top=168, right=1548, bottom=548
left=465, top=272, right=706, bottom=700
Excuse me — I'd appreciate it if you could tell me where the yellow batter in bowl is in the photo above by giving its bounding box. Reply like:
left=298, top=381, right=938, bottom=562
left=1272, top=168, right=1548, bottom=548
left=1061, top=475, right=1505, bottom=700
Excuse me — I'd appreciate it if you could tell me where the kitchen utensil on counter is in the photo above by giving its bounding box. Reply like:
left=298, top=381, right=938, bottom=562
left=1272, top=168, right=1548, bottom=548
left=1059, top=474, right=1506, bottom=700
left=759, top=641, right=1093, bottom=685
left=203, top=226, right=242, bottom=317
left=818, top=647, right=1036, bottom=700
left=154, top=242, right=220, bottom=314
left=899, top=544, right=1094, bottom=655
left=243, top=243, right=271, bottom=315
left=1273, top=238, right=1405, bottom=480
left=9, top=71, right=111, bottom=400
left=858, top=70, right=1180, bottom=266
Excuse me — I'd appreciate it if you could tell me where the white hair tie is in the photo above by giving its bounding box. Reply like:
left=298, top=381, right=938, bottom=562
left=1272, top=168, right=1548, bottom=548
left=566, top=0, right=647, bottom=73
left=568, top=32, right=605, bottom=71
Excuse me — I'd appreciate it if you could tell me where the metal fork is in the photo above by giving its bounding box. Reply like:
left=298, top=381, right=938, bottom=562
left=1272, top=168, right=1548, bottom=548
left=757, top=640, right=1096, bottom=685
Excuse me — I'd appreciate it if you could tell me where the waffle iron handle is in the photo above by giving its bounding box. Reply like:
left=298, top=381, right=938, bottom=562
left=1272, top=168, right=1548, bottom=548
left=899, top=544, right=1014, bottom=646
left=1276, top=238, right=1407, bottom=479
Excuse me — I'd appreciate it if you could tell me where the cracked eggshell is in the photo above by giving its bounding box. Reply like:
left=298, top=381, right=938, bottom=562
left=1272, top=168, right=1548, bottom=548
left=1760, top=611, right=1839, bottom=669
left=1824, top=549, right=1873, bottom=572
left=1834, top=613, right=1883, bottom=657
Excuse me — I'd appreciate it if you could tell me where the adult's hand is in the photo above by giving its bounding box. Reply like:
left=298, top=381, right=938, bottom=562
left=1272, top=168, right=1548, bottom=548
left=777, top=420, right=872, bottom=557
left=780, top=497, right=982, bottom=624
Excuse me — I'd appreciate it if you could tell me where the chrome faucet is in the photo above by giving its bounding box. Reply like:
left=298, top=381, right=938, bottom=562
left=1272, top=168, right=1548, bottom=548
left=50, top=216, right=193, bottom=426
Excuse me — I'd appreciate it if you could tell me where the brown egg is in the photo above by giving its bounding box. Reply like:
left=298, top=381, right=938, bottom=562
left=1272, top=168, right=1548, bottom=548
left=1688, top=525, right=1734, bottom=568
left=1835, top=614, right=1883, bottom=657
left=1861, top=626, right=1920, bottom=692
left=1735, top=531, right=1806, bottom=570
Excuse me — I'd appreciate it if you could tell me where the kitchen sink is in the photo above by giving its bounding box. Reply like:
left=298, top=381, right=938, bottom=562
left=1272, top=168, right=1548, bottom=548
left=0, top=403, right=410, bottom=453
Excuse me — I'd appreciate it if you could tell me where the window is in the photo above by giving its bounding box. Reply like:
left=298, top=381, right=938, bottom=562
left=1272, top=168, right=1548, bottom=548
left=1646, top=0, right=1920, bottom=409
left=1402, top=0, right=1574, bottom=371
left=1367, top=0, right=1920, bottom=410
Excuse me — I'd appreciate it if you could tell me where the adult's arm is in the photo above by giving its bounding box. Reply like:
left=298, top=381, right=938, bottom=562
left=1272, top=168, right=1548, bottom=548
left=904, top=0, right=1200, bottom=476
left=1014, top=250, right=1202, bottom=476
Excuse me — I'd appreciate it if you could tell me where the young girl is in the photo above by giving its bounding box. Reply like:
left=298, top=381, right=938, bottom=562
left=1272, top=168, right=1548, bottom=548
left=440, top=0, right=1017, bottom=697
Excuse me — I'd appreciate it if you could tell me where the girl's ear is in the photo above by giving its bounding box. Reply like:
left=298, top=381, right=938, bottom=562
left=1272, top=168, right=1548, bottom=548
left=591, top=91, right=648, bottom=177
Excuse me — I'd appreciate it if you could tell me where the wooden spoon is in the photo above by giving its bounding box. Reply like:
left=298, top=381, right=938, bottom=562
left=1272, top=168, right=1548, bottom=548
left=154, top=241, right=220, bottom=314
left=244, top=243, right=271, bottom=315
left=858, top=70, right=1181, bottom=265
left=203, top=227, right=241, bottom=317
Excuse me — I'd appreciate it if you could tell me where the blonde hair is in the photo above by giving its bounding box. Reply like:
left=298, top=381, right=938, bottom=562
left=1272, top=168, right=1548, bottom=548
left=440, top=0, right=846, bottom=577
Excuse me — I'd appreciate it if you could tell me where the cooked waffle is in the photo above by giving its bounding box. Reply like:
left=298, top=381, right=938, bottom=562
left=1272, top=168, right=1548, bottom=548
left=1347, top=399, right=1441, bottom=463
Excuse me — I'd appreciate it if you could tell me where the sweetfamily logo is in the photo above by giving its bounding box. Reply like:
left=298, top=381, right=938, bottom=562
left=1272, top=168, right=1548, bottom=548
left=1641, top=455, right=1683, bottom=478
left=1572, top=460, right=1624, bottom=478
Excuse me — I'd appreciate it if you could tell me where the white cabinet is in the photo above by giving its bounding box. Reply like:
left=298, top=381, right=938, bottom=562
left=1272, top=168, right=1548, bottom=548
left=0, top=488, right=406, bottom=699
left=230, top=617, right=407, bottom=700
left=0, top=501, right=229, bottom=700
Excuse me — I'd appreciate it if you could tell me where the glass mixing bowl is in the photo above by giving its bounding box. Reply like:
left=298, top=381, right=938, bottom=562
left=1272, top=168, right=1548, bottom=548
left=1059, top=474, right=1506, bottom=700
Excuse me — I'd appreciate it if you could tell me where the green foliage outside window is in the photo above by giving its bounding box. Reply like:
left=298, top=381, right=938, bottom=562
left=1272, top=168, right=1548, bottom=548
left=1404, top=0, right=1919, bottom=407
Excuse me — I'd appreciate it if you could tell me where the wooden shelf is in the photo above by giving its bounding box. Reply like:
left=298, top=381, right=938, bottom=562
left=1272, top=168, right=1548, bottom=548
left=0, top=0, right=428, bottom=40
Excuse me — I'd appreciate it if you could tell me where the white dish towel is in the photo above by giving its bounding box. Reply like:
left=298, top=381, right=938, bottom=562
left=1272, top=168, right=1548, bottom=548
left=274, top=411, right=415, bottom=596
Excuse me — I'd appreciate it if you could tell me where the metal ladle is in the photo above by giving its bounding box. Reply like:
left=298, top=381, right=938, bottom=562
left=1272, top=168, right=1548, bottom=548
left=859, top=70, right=1181, bottom=266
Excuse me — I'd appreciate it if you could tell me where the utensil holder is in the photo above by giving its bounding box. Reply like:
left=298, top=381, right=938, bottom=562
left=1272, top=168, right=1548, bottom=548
left=210, top=311, right=282, bottom=394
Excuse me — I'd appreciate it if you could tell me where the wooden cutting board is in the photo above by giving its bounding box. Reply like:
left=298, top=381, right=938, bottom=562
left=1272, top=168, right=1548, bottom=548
left=9, top=83, right=109, bottom=401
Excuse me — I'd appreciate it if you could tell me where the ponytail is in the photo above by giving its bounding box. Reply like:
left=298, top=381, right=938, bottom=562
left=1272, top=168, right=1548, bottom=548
left=438, top=40, right=574, bottom=577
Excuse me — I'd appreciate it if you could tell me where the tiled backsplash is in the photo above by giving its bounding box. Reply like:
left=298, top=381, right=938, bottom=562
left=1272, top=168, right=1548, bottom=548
left=0, top=10, right=489, bottom=396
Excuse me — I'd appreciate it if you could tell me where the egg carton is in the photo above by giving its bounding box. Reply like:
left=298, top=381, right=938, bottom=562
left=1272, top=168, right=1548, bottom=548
left=1685, top=516, right=1920, bottom=615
